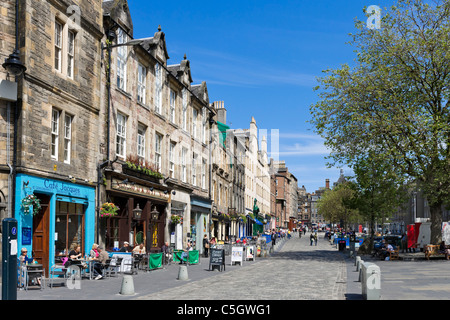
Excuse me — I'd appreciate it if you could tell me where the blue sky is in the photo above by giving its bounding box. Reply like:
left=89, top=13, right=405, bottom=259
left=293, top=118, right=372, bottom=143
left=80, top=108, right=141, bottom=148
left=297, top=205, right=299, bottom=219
left=128, top=0, right=394, bottom=193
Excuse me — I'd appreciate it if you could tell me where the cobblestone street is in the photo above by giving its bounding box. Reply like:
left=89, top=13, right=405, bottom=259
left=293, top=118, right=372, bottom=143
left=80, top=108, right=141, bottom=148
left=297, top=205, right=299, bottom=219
left=135, top=234, right=346, bottom=300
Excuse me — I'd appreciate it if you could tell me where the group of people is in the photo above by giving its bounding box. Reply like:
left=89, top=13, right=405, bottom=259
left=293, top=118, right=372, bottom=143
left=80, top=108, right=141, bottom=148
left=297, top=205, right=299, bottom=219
left=310, top=232, right=318, bottom=246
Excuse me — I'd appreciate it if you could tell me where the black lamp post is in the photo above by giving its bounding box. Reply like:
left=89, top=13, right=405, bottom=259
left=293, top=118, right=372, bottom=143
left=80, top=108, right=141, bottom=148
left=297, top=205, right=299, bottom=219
left=2, top=50, right=26, bottom=78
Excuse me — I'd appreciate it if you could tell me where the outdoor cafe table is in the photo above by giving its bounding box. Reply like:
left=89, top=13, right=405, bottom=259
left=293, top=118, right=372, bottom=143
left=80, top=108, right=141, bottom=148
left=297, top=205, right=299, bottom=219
left=22, top=263, right=45, bottom=290
left=79, top=259, right=98, bottom=280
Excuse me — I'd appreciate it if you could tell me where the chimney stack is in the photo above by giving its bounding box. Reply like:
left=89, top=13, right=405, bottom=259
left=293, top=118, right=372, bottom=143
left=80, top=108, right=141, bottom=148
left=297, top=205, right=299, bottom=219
left=214, top=101, right=227, bottom=124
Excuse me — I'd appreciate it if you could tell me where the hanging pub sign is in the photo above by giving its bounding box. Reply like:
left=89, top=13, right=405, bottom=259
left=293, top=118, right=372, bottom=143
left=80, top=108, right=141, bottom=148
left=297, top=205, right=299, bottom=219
left=209, top=248, right=225, bottom=272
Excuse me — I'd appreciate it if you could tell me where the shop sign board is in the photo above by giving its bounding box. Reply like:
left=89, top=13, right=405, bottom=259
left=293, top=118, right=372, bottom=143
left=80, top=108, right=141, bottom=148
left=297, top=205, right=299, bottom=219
left=209, top=248, right=225, bottom=271
left=231, top=246, right=243, bottom=266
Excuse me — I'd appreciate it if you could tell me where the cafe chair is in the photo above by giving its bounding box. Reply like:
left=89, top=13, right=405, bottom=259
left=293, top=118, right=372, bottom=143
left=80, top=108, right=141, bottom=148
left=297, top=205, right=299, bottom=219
left=109, top=257, right=122, bottom=276
left=49, top=264, right=68, bottom=288
left=123, top=256, right=137, bottom=275
left=102, top=258, right=115, bottom=278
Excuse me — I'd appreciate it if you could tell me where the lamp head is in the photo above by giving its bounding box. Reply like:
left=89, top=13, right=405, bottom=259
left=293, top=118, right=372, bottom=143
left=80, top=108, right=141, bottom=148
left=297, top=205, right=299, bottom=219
left=2, top=49, right=26, bottom=77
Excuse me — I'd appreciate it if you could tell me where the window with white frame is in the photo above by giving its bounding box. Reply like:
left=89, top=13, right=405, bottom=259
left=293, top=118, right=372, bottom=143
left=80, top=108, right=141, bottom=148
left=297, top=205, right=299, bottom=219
left=55, top=21, right=63, bottom=71
left=155, top=63, right=162, bottom=114
left=63, top=114, right=72, bottom=163
left=182, top=88, right=187, bottom=131
left=192, top=108, right=198, bottom=139
left=155, top=133, right=162, bottom=171
left=202, top=108, right=207, bottom=144
left=181, top=147, right=187, bottom=183
left=137, top=63, right=146, bottom=104
left=116, top=28, right=127, bottom=91
left=51, top=109, right=60, bottom=159
left=67, top=30, right=75, bottom=78
left=137, top=124, right=146, bottom=160
left=169, top=141, right=176, bottom=178
left=202, top=158, right=206, bottom=189
left=169, top=89, right=176, bottom=123
left=192, top=153, right=198, bottom=186
left=116, top=113, right=127, bottom=158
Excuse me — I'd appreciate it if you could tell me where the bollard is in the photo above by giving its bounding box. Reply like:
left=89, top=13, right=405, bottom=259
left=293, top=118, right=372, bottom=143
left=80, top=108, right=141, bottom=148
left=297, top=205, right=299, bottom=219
left=119, top=275, right=135, bottom=295
left=356, top=258, right=363, bottom=272
left=361, top=262, right=381, bottom=300
left=355, top=256, right=361, bottom=268
left=357, top=259, right=364, bottom=282
left=178, top=265, right=189, bottom=281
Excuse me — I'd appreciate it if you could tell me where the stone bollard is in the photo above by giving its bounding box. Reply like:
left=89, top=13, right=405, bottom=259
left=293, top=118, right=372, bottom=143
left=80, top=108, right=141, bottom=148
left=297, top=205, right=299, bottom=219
left=178, top=265, right=189, bottom=281
left=357, top=259, right=364, bottom=282
left=355, top=256, right=361, bottom=268
left=361, top=262, right=381, bottom=300
left=119, top=275, right=135, bottom=295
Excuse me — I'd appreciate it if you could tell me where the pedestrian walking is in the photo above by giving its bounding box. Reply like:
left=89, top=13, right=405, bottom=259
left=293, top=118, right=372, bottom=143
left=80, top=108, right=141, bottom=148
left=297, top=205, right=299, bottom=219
left=203, top=234, right=210, bottom=258
left=314, top=232, right=318, bottom=246
left=310, top=233, right=314, bottom=246
left=271, top=229, right=277, bottom=247
left=298, top=228, right=302, bottom=238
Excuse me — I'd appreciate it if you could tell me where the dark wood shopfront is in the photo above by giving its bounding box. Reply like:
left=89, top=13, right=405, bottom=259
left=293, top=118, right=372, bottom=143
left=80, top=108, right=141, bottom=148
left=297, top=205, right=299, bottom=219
left=104, top=176, right=169, bottom=252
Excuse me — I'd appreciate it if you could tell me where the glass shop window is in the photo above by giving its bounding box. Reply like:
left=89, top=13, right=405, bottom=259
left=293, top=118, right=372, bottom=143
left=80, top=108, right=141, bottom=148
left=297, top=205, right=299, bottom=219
left=55, top=201, right=85, bottom=256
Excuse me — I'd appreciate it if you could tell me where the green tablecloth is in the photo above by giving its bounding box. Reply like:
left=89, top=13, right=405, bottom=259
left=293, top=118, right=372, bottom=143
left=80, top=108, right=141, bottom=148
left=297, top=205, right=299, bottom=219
left=148, top=253, right=163, bottom=270
left=173, top=250, right=199, bottom=264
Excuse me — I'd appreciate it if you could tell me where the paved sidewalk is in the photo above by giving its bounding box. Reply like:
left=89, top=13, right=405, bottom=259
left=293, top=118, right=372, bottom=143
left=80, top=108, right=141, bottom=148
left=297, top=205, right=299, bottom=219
left=6, top=233, right=450, bottom=301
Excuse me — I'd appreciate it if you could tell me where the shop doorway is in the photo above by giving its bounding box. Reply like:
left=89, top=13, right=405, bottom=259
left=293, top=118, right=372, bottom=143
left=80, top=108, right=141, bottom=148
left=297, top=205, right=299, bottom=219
left=133, top=220, right=146, bottom=247
left=32, top=194, right=50, bottom=276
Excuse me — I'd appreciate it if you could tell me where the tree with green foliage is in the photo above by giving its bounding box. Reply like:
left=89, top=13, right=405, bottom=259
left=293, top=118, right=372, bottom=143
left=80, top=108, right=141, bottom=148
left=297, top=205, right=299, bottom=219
left=350, top=153, right=409, bottom=249
left=317, top=181, right=360, bottom=230
left=310, top=0, right=450, bottom=244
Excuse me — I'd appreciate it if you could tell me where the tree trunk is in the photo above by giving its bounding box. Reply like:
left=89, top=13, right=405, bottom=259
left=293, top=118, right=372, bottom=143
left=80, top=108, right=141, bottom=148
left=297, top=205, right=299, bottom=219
left=430, top=203, right=443, bottom=245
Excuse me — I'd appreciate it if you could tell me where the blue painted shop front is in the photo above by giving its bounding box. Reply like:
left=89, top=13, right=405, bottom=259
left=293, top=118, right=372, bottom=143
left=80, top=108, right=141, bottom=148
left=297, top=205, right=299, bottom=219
left=15, top=174, right=95, bottom=271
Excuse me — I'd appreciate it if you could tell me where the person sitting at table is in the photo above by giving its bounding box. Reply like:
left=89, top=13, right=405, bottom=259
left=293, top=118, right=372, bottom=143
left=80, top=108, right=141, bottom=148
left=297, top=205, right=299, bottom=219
left=19, top=248, right=34, bottom=265
left=93, top=246, right=109, bottom=279
left=381, top=242, right=394, bottom=260
left=132, top=243, right=146, bottom=269
left=439, top=241, right=450, bottom=260
left=89, top=243, right=103, bottom=280
left=162, top=242, right=172, bottom=264
left=67, top=244, right=83, bottom=270
left=119, top=241, right=132, bottom=252
left=19, top=248, right=42, bottom=286
left=180, top=242, right=193, bottom=264
left=132, top=243, right=146, bottom=255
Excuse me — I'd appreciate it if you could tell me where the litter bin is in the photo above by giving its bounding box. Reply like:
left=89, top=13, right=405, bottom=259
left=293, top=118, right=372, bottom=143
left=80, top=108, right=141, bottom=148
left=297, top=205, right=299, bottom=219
left=338, top=240, right=346, bottom=251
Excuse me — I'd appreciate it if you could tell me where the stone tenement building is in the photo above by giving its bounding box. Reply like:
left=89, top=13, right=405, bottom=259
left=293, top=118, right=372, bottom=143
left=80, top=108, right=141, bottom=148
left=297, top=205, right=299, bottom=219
left=0, top=0, right=302, bottom=272
left=100, top=0, right=214, bottom=254
left=1, top=0, right=103, bottom=273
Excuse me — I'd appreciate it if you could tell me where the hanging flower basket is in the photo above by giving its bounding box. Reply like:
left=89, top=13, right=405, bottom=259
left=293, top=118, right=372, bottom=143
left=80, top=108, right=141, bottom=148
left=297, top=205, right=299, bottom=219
left=21, top=194, right=41, bottom=216
left=100, top=202, right=119, bottom=218
left=171, top=215, right=182, bottom=225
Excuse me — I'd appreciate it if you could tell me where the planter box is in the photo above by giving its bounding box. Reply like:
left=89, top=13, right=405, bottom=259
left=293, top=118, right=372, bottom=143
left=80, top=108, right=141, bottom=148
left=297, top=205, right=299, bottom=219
left=122, top=164, right=163, bottom=183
